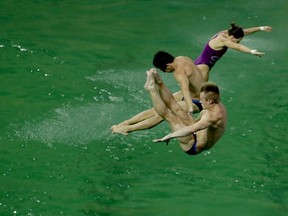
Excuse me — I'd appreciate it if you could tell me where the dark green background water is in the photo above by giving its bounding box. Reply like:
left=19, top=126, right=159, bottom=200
left=1, top=0, right=287, bottom=215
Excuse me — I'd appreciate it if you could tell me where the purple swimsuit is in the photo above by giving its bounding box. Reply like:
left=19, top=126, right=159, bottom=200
left=194, top=35, right=228, bottom=69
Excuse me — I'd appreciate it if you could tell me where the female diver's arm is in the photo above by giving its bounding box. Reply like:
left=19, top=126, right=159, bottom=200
left=243, top=26, right=272, bottom=36
left=223, top=40, right=265, bottom=57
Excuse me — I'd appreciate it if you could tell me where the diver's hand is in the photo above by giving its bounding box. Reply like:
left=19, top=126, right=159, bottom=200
left=153, top=134, right=172, bottom=145
left=261, top=26, right=272, bottom=32
left=250, top=49, right=265, bottom=57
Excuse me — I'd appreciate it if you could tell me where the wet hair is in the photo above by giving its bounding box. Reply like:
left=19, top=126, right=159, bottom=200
left=153, top=51, right=175, bottom=72
left=228, top=23, right=244, bottom=39
left=200, top=82, right=220, bottom=103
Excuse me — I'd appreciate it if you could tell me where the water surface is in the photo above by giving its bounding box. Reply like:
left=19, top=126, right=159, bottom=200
left=0, top=0, right=287, bottom=215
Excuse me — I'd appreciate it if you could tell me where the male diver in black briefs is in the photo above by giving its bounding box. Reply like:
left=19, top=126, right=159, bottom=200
left=145, top=68, right=227, bottom=155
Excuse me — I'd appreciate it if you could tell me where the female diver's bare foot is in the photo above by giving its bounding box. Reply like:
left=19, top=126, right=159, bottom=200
left=110, top=124, right=129, bottom=135
left=144, top=68, right=156, bottom=90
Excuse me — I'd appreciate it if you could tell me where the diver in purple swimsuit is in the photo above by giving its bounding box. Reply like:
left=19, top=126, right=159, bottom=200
left=193, top=23, right=272, bottom=81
